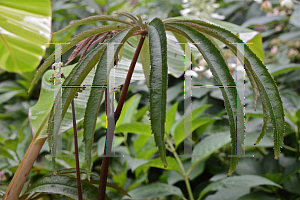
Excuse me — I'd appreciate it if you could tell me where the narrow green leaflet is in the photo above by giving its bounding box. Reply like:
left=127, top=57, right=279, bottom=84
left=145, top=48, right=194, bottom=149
left=23, top=175, right=111, bottom=200
left=0, top=0, right=51, bottom=73
left=148, top=18, right=168, bottom=167
left=53, top=15, right=133, bottom=34
left=166, top=23, right=243, bottom=176
left=83, top=26, right=140, bottom=180
left=28, top=24, right=130, bottom=93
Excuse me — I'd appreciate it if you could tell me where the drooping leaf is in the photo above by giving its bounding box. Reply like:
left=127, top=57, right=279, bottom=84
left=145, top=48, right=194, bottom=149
left=28, top=24, right=130, bottom=93
left=47, top=42, right=106, bottom=174
left=198, top=175, right=281, bottom=200
left=148, top=18, right=168, bottom=167
left=166, top=23, right=243, bottom=176
left=165, top=19, right=285, bottom=160
left=124, top=183, right=183, bottom=199
left=49, top=168, right=131, bottom=197
left=53, top=15, right=133, bottom=34
left=83, top=26, right=140, bottom=180
left=23, top=175, right=111, bottom=200
left=0, top=0, right=51, bottom=73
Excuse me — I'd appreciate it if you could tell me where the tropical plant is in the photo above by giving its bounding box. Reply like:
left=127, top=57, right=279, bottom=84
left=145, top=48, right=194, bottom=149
left=2, top=8, right=286, bottom=200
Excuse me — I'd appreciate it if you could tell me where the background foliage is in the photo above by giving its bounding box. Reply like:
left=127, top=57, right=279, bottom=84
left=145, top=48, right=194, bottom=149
left=1, top=0, right=300, bottom=199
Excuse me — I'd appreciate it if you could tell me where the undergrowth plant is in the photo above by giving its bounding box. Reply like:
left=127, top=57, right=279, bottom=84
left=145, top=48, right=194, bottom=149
left=3, top=12, right=285, bottom=200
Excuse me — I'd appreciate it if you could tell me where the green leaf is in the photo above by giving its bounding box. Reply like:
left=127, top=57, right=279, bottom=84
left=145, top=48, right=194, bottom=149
left=139, top=36, right=151, bottom=88
left=166, top=23, right=243, bottom=176
left=148, top=18, right=168, bottom=168
left=133, top=135, right=150, bottom=153
left=138, top=156, right=181, bottom=173
left=0, top=148, right=14, bottom=160
left=134, top=106, right=148, bottom=121
left=0, top=0, right=51, bottom=73
left=241, top=16, right=287, bottom=28
left=53, top=167, right=131, bottom=197
left=174, top=118, right=216, bottom=147
left=267, top=63, right=300, bottom=76
left=123, top=183, right=183, bottom=199
left=173, top=104, right=212, bottom=145
left=115, top=122, right=152, bottom=135
left=192, top=132, right=231, bottom=167
left=165, top=102, right=178, bottom=135
left=81, top=26, right=139, bottom=180
left=107, top=2, right=126, bottom=15
left=280, top=161, right=300, bottom=184
left=53, top=15, right=133, bottom=34
left=198, top=175, right=282, bottom=200
left=28, top=24, right=130, bottom=93
left=116, top=94, right=141, bottom=126
left=23, top=175, right=111, bottom=200
left=247, top=33, right=264, bottom=64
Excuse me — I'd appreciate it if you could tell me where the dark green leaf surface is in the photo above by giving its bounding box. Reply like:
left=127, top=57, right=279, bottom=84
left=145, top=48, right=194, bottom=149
left=123, top=183, right=183, bottom=199
left=198, top=175, right=281, bottom=200
left=148, top=18, right=168, bottom=167
left=24, top=175, right=111, bottom=200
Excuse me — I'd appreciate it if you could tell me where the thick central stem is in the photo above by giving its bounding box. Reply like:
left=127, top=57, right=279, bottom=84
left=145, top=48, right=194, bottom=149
left=97, top=36, right=146, bottom=200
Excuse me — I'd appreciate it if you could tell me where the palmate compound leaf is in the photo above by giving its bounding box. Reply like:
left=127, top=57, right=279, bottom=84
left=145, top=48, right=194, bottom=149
left=148, top=18, right=168, bottom=167
left=165, top=23, right=244, bottom=176
left=83, top=26, right=140, bottom=180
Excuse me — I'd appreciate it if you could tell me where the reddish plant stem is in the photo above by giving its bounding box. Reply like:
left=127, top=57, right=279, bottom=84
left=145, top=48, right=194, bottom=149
left=97, top=36, right=146, bottom=200
left=71, top=99, right=83, bottom=200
